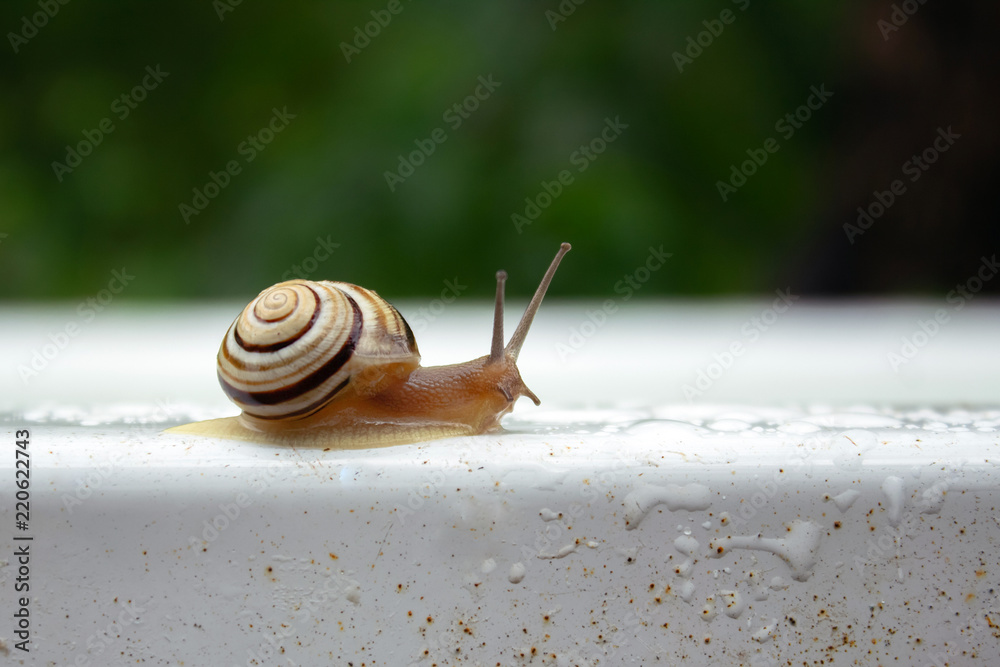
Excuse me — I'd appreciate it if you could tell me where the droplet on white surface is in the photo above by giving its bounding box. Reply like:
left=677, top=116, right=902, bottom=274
left=539, top=542, right=577, bottom=560
left=778, top=421, right=822, bottom=434
left=831, top=489, right=861, bottom=513
left=708, top=419, right=751, bottom=432
left=700, top=596, right=717, bottom=622
left=882, top=476, right=905, bottom=527
left=720, top=589, right=744, bottom=619
left=804, top=413, right=902, bottom=428
left=673, top=534, right=699, bottom=557
left=917, top=481, right=948, bottom=515
left=709, top=521, right=824, bottom=582
left=752, top=620, right=777, bottom=643
left=623, top=483, right=712, bottom=530
left=508, top=562, right=526, bottom=584
left=675, top=557, right=694, bottom=579
left=677, top=580, right=696, bottom=603
left=769, top=576, right=788, bottom=590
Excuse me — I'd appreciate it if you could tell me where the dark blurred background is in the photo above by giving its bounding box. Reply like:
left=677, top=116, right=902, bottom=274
left=1, top=0, right=997, bottom=300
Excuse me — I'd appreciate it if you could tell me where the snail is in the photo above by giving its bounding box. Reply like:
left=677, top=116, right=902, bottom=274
left=168, top=243, right=571, bottom=449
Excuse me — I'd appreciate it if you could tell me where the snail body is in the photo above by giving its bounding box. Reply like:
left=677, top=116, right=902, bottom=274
left=168, top=243, right=571, bottom=449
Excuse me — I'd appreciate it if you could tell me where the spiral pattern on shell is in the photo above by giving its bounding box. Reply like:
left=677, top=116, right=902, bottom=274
left=217, top=280, right=419, bottom=420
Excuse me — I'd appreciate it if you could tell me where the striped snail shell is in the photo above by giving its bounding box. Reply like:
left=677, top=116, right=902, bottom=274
left=217, top=279, right=419, bottom=421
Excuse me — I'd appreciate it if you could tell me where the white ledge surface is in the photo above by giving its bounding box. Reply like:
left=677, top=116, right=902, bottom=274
left=1, top=301, right=999, bottom=665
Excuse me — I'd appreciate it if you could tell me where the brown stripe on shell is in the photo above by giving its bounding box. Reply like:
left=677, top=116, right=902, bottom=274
left=388, top=301, right=417, bottom=350
left=244, top=377, right=350, bottom=421
left=388, top=297, right=418, bottom=353
left=371, top=291, right=390, bottom=340
left=233, top=286, right=321, bottom=354
left=335, top=283, right=419, bottom=360
left=220, top=295, right=363, bottom=417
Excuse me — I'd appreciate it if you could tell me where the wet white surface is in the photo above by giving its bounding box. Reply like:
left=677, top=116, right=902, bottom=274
left=1, top=300, right=998, bottom=664
left=3, top=298, right=1000, bottom=409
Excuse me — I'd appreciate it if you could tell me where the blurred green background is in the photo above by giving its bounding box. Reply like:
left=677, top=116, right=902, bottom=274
left=1, top=0, right=997, bottom=300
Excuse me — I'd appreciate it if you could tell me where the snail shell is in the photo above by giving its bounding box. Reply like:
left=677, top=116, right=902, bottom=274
left=217, top=279, right=419, bottom=421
